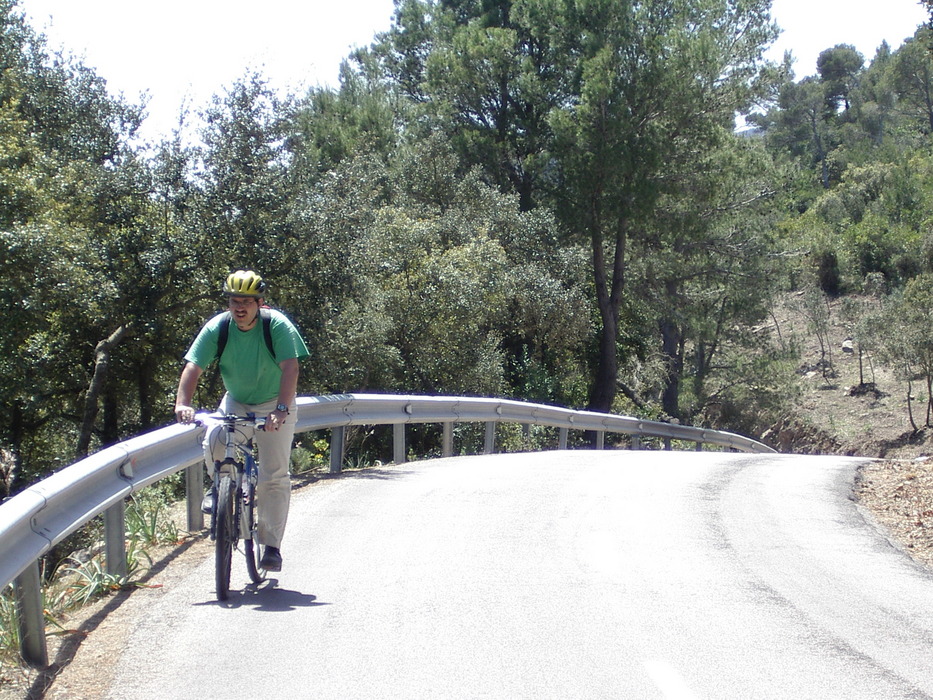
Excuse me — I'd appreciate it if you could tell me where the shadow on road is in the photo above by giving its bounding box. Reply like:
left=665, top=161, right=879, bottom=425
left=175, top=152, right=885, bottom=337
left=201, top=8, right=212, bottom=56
left=291, top=466, right=416, bottom=489
left=197, top=580, right=328, bottom=611
left=323, top=467, right=417, bottom=481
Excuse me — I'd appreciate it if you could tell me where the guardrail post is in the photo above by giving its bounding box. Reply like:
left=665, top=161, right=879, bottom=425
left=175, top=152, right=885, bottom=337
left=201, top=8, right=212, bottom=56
left=695, top=441, right=703, bottom=451
left=664, top=437, right=672, bottom=451
left=484, top=421, right=495, bottom=454
left=104, top=500, right=127, bottom=579
left=558, top=427, right=568, bottom=450
left=596, top=431, right=605, bottom=449
left=442, top=422, right=453, bottom=458
left=14, top=561, right=48, bottom=667
left=330, top=426, right=345, bottom=474
left=186, top=463, right=205, bottom=531
left=393, top=423, right=406, bottom=464
left=631, top=435, right=641, bottom=450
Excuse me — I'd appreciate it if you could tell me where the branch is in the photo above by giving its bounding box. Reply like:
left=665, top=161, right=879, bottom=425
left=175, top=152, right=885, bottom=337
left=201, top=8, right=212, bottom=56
left=616, top=380, right=649, bottom=411
left=75, top=322, right=135, bottom=458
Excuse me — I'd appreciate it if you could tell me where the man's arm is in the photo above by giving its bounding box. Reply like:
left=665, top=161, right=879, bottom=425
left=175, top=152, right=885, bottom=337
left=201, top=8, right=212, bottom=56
left=267, top=357, right=299, bottom=431
left=175, top=361, right=203, bottom=423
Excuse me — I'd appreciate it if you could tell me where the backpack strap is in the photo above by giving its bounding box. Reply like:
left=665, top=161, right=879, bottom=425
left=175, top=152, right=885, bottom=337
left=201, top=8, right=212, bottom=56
left=216, top=309, right=276, bottom=362
left=216, top=312, right=231, bottom=361
left=260, top=308, right=276, bottom=360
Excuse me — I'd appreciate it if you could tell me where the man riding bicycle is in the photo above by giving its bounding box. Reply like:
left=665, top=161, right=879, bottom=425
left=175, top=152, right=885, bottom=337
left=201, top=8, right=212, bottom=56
left=174, top=270, right=309, bottom=572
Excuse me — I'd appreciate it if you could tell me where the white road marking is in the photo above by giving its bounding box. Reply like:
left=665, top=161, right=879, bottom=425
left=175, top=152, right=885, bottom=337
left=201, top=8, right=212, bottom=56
left=643, top=659, right=700, bottom=700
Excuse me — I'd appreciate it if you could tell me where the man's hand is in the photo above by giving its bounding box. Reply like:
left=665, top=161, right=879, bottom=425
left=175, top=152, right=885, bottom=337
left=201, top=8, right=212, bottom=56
left=175, top=363, right=202, bottom=425
left=175, top=405, right=196, bottom=424
left=266, top=408, right=287, bottom=431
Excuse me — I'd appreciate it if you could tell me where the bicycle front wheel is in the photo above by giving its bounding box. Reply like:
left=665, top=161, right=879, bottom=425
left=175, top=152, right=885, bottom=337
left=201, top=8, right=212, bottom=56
left=243, top=479, right=265, bottom=584
left=214, top=475, right=235, bottom=601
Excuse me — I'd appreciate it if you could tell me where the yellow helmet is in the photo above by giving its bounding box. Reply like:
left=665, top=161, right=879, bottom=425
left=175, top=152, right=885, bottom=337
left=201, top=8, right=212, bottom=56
left=223, top=270, right=266, bottom=297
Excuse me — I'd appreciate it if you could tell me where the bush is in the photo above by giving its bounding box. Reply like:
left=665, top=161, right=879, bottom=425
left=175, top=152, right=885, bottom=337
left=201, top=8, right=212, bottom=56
left=815, top=248, right=842, bottom=296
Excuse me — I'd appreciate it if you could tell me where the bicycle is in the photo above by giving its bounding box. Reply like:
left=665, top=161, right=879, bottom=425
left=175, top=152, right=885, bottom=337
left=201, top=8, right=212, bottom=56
left=197, top=412, right=267, bottom=601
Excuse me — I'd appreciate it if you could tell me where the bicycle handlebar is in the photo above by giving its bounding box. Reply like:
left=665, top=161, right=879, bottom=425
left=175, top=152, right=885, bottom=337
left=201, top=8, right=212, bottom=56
left=194, top=412, right=268, bottom=430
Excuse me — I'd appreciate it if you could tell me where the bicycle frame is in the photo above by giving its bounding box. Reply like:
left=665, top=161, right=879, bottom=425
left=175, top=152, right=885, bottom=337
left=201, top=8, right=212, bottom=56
left=210, top=415, right=262, bottom=539
left=200, top=412, right=267, bottom=600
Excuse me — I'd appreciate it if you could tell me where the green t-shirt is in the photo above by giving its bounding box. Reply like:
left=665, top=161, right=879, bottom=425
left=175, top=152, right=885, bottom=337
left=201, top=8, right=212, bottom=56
left=185, top=309, right=309, bottom=405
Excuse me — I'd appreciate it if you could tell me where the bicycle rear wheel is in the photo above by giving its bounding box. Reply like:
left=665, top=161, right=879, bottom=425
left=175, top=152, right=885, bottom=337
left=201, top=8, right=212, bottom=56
left=243, top=479, right=265, bottom=584
left=214, top=475, right=235, bottom=601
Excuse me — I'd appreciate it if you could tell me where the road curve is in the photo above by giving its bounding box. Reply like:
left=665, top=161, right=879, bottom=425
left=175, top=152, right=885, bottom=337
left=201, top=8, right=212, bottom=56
left=86, top=451, right=933, bottom=698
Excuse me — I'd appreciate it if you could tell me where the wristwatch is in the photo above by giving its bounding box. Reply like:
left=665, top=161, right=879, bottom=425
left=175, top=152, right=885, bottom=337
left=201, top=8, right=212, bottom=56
left=275, top=403, right=289, bottom=414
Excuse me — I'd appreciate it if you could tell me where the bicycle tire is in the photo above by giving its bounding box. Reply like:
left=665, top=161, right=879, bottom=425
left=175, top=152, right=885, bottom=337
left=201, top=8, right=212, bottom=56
left=214, top=475, right=235, bottom=601
left=243, top=479, right=266, bottom=584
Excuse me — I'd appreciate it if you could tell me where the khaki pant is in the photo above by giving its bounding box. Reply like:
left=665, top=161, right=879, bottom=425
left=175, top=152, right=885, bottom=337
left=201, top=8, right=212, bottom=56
left=203, top=394, right=295, bottom=549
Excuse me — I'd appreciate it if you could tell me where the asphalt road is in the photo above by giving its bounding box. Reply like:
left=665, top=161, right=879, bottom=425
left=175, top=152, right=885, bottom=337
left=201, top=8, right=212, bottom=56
left=100, top=450, right=933, bottom=699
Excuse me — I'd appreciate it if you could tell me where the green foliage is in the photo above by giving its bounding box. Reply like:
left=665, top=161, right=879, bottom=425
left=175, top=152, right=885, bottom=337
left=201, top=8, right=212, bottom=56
left=0, top=0, right=187, bottom=484
left=889, top=27, right=933, bottom=133
left=126, top=495, right=180, bottom=547
left=290, top=436, right=331, bottom=474
left=51, top=539, right=153, bottom=609
left=9, top=0, right=933, bottom=486
left=289, top=57, right=401, bottom=180
left=817, top=44, right=864, bottom=113
left=17, top=9, right=933, bottom=674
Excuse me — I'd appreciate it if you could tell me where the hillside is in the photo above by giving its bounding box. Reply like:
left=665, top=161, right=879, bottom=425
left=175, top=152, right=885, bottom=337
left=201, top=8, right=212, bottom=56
left=771, top=291, right=933, bottom=568
left=765, top=295, right=933, bottom=459
left=764, top=291, right=929, bottom=459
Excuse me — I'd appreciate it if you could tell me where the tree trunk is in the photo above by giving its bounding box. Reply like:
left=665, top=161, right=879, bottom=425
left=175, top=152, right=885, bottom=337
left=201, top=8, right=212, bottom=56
left=926, top=373, right=933, bottom=428
left=76, top=324, right=132, bottom=458
left=138, top=354, right=156, bottom=431
left=589, top=315, right=618, bottom=414
left=587, top=216, right=627, bottom=414
left=3, top=405, right=23, bottom=498
left=907, top=371, right=918, bottom=432
left=660, top=317, right=683, bottom=419
left=102, top=387, right=119, bottom=447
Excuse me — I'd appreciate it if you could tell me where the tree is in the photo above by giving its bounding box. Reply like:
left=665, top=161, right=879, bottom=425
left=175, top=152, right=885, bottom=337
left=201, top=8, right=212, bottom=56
left=875, top=274, right=933, bottom=429
left=817, top=44, right=864, bottom=114
left=762, top=76, right=839, bottom=188
left=299, top=134, right=591, bottom=403
left=369, top=0, right=558, bottom=211
left=848, top=41, right=897, bottom=146
left=890, top=26, right=933, bottom=133
left=370, top=0, right=780, bottom=414
left=535, top=0, right=779, bottom=413
left=198, top=74, right=298, bottom=275
left=634, top=137, right=780, bottom=419
left=0, top=0, right=213, bottom=480
left=288, top=55, right=402, bottom=182
left=0, top=1, right=162, bottom=468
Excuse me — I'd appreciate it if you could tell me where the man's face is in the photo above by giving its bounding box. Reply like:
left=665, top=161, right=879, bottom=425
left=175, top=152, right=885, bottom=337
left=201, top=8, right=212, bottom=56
left=228, top=295, right=260, bottom=329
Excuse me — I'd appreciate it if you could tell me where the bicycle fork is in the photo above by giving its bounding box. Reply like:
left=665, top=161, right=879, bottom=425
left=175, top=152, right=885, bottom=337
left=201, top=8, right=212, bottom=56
left=239, top=454, right=259, bottom=539
left=209, top=422, right=241, bottom=539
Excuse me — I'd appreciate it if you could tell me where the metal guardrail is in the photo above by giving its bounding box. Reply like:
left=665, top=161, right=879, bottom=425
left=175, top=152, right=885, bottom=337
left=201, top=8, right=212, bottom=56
left=0, top=393, right=774, bottom=665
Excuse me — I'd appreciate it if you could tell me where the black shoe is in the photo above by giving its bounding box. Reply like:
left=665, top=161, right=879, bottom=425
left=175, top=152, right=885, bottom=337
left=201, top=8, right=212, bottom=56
left=260, top=546, right=282, bottom=572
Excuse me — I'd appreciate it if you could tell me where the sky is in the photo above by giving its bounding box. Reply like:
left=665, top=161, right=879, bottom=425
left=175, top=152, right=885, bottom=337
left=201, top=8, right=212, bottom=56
left=16, top=0, right=932, bottom=143
left=18, top=0, right=399, bottom=142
